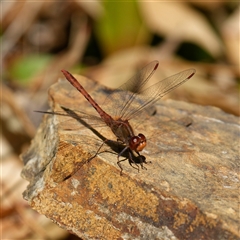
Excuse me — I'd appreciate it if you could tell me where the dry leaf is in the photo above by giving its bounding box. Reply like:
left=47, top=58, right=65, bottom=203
left=139, top=2, right=223, bottom=57
left=221, top=6, right=240, bottom=67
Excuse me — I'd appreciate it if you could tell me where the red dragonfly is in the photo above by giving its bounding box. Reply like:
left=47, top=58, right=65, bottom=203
left=60, top=60, right=195, bottom=173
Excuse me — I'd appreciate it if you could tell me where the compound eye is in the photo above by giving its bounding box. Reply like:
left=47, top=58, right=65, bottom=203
left=129, top=134, right=146, bottom=152
left=138, top=133, right=146, bottom=141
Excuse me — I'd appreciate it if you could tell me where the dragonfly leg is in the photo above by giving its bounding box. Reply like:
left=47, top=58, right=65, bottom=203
left=127, top=151, right=140, bottom=172
left=117, top=146, right=140, bottom=174
left=117, top=158, right=124, bottom=175
left=117, top=155, right=139, bottom=175
left=117, top=146, right=129, bottom=175
left=135, top=152, right=150, bottom=170
left=137, top=151, right=151, bottom=164
left=87, top=139, right=107, bottom=163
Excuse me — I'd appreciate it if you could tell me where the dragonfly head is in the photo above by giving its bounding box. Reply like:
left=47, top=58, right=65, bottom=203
left=129, top=133, right=146, bottom=152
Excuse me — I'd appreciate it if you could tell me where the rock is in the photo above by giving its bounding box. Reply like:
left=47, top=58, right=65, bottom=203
left=21, top=74, right=239, bottom=240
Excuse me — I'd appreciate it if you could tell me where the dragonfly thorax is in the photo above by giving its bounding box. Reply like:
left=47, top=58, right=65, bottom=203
left=109, top=118, right=147, bottom=152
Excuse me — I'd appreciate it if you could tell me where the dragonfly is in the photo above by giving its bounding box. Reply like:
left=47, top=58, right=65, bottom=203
left=60, top=60, right=195, bottom=174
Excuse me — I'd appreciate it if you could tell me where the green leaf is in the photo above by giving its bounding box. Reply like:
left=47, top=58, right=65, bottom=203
left=9, top=54, right=52, bottom=84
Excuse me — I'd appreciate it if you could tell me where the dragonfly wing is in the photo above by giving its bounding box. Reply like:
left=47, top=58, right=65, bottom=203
left=36, top=107, right=104, bottom=129
left=102, top=61, right=159, bottom=118
left=118, top=60, right=159, bottom=92
left=121, top=68, right=196, bottom=120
